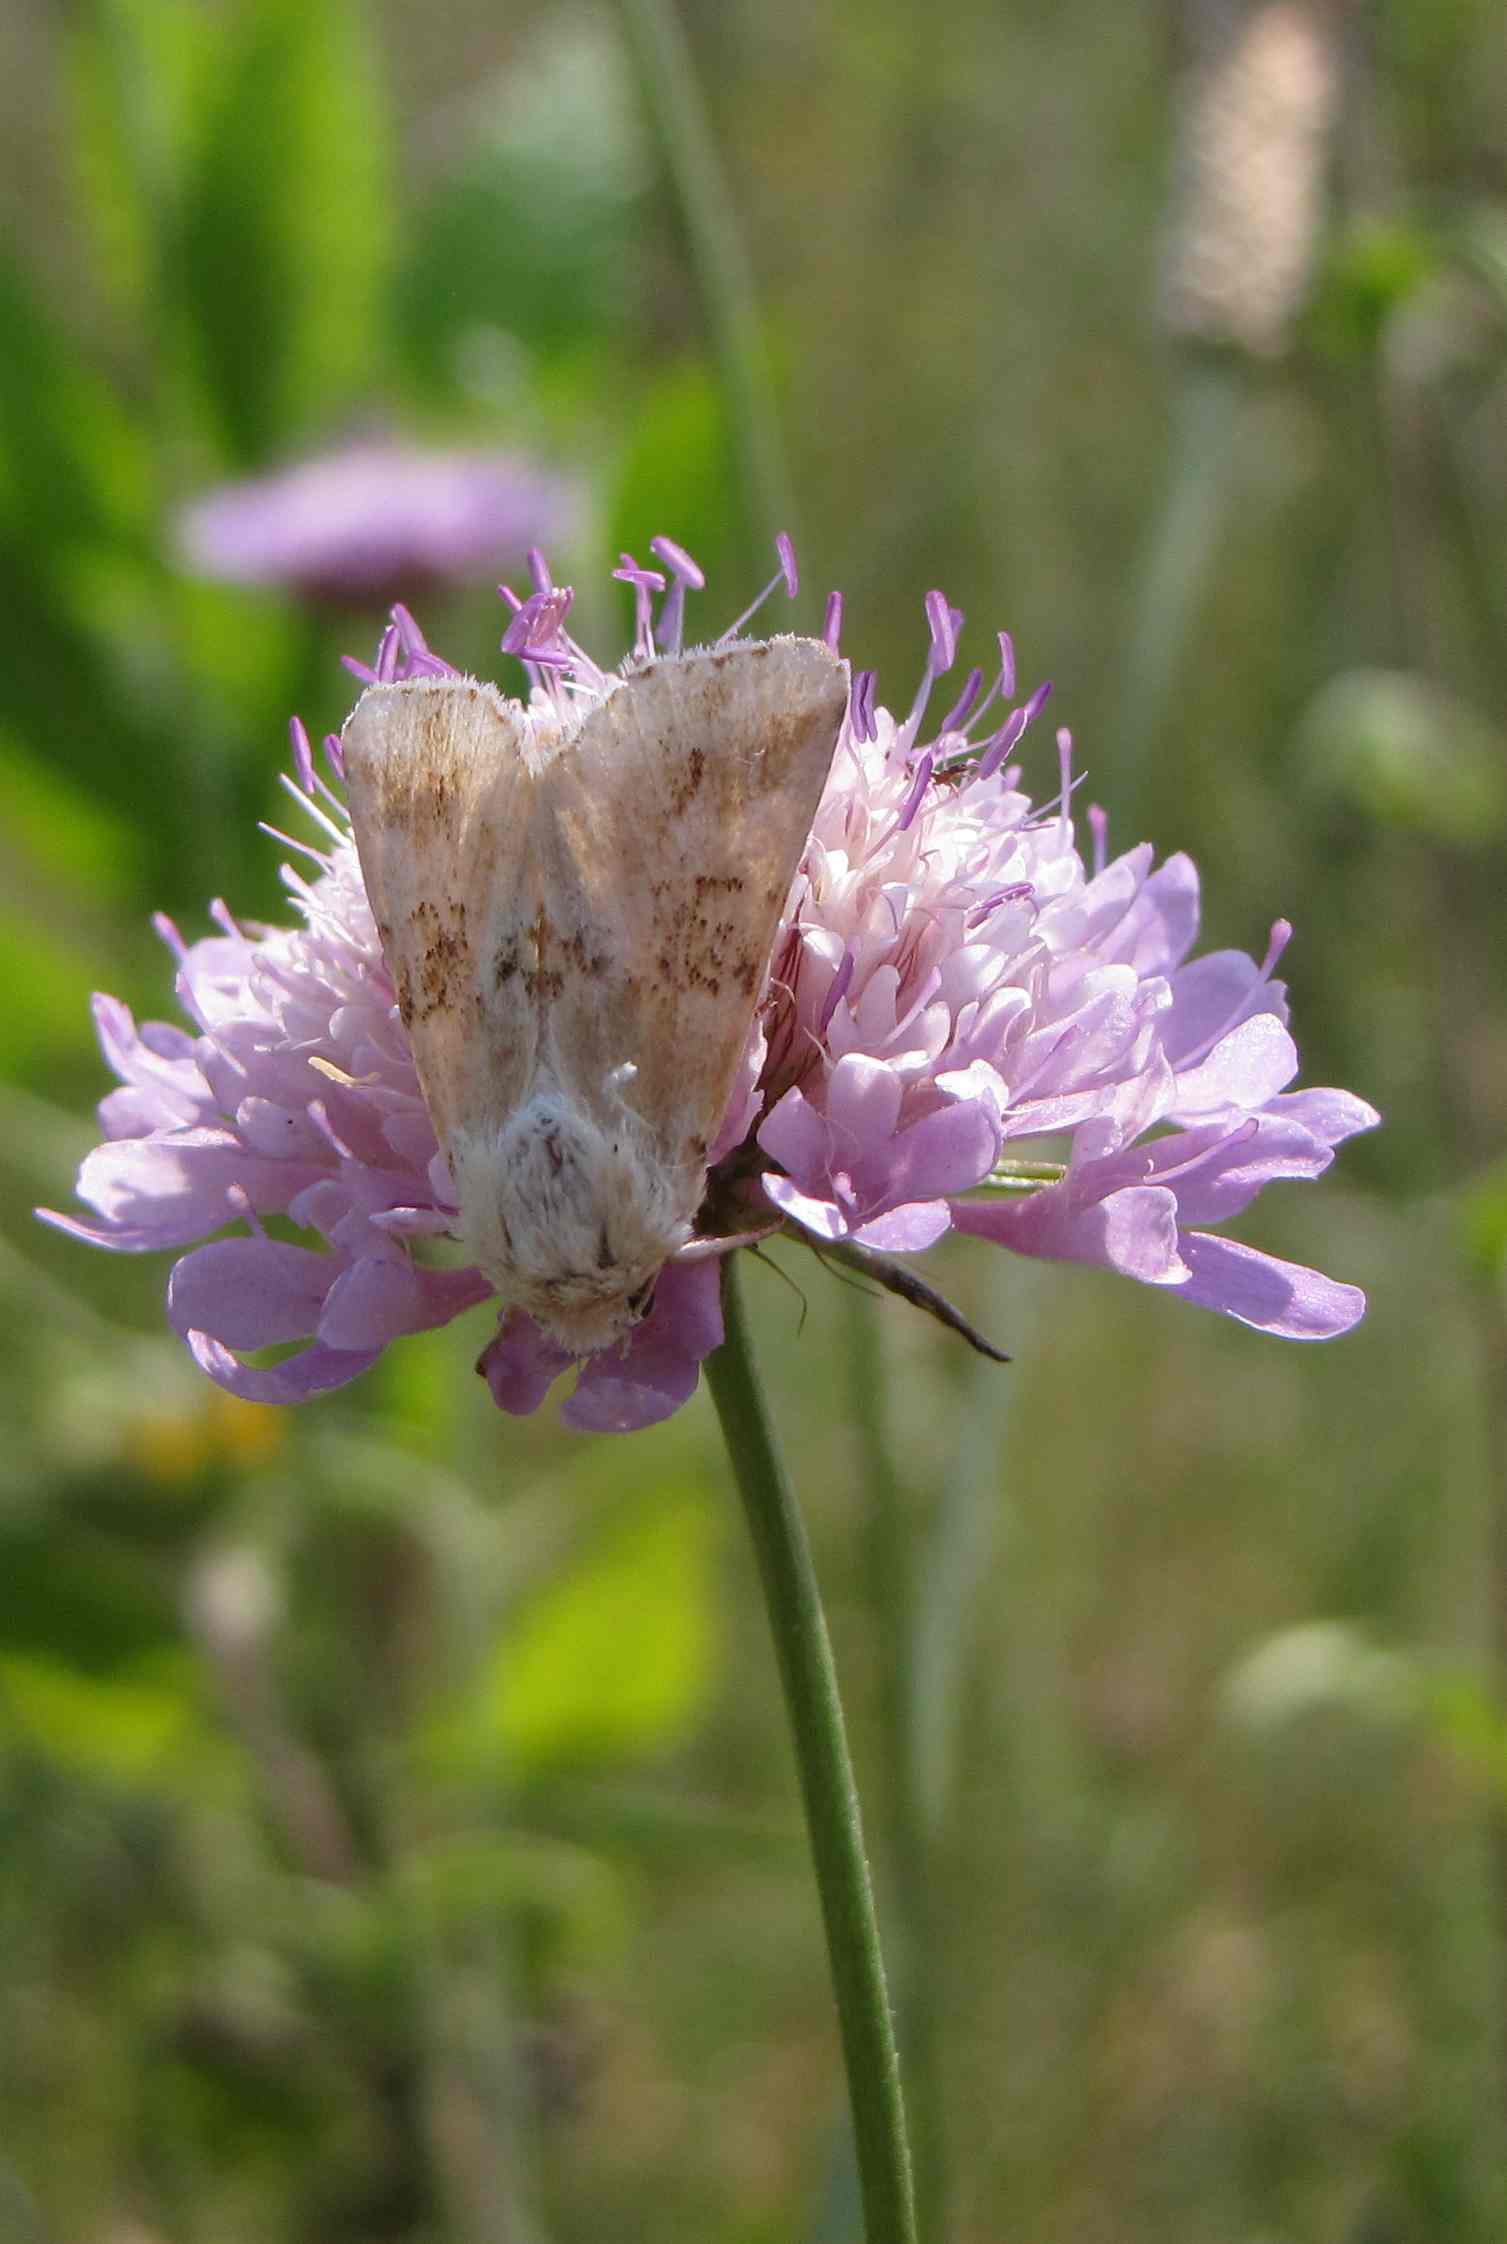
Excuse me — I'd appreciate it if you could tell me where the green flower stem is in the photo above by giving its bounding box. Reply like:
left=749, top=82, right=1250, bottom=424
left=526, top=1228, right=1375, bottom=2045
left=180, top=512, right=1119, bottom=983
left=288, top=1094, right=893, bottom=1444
left=616, top=0, right=795, bottom=550
left=706, top=1260, right=918, bottom=2244
left=1116, top=353, right=1244, bottom=825
left=845, top=1290, right=947, bottom=2242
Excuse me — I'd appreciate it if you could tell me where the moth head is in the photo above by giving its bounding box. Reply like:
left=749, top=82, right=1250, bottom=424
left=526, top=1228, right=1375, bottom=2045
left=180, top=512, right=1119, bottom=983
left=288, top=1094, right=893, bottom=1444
left=449, top=1094, right=698, bottom=1356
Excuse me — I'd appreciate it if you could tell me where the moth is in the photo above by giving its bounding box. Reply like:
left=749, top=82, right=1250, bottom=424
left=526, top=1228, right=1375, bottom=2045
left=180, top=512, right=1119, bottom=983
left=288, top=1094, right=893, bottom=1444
left=341, top=637, right=848, bottom=1356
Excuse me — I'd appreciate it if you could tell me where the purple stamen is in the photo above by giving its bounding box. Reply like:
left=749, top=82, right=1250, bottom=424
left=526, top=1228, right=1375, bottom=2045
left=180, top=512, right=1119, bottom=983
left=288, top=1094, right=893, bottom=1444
left=375, top=624, right=400, bottom=683
left=499, top=606, right=537, bottom=657
left=1087, top=802, right=1108, bottom=875
left=897, top=750, right=935, bottom=832
left=322, top=731, right=345, bottom=780
left=823, top=591, right=844, bottom=650
left=716, top=539, right=798, bottom=646
left=937, top=666, right=984, bottom=737
left=998, top=631, right=1016, bottom=701
left=501, top=585, right=575, bottom=669
left=1023, top=679, right=1053, bottom=726
left=259, top=821, right=332, bottom=869
left=390, top=604, right=429, bottom=660
left=974, top=705, right=1028, bottom=781
left=1262, top=919, right=1294, bottom=978
left=527, top=547, right=553, bottom=594
left=613, top=554, right=666, bottom=658
left=275, top=771, right=347, bottom=846
left=341, top=655, right=378, bottom=685
left=1056, top=728, right=1074, bottom=841
left=612, top=557, right=667, bottom=594
left=850, top=669, right=878, bottom=743
left=776, top=532, right=799, bottom=599
left=716, top=578, right=778, bottom=645
left=967, top=882, right=1035, bottom=930
left=152, top=911, right=187, bottom=961
left=288, top=716, right=316, bottom=794
left=650, top=534, right=706, bottom=590
left=925, top=590, right=959, bottom=673
left=956, top=672, right=1003, bottom=743
left=657, top=580, right=686, bottom=653
left=818, top=948, right=856, bottom=1033
left=902, top=591, right=965, bottom=741
left=648, top=536, right=706, bottom=656
left=1177, top=919, right=1298, bottom=1072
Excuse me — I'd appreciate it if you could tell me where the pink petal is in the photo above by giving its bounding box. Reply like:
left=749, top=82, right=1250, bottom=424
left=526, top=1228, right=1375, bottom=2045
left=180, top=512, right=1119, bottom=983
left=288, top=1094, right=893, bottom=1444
left=1158, top=1118, right=1334, bottom=1226
left=1169, top=1012, right=1298, bottom=1116
left=168, top=1238, right=336, bottom=1350
left=1163, top=948, right=1288, bottom=1063
left=91, top=995, right=209, bottom=1126
left=317, top=1254, right=491, bottom=1348
left=826, top=1052, right=905, bottom=1147
left=478, top=1313, right=575, bottom=1416
left=1107, top=851, right=1201, bottom=974
left=34, top=1204, right=183, bottom=1255
left=757, top=1086, right=831, bottom=1181
left=563, top=1261, right=724, bottom=1434
left=1267, top=1087, right=1381, bottom=1147
left=761, top=1173, right=851, bottom=1239
left=186, top=1327, right=380, bottom=1402
left=75, top=1131, right=328, bottom=1248
left=1174, top=1232, right=1367, bottom=1338
left=952, top=1179, right=1186, bottom=1284
left=98, top=1086, right=192, bottom=1141
left=852, top=1202, right=953, bottom=1251
left=869, top=1099, right=1000, bottom=1203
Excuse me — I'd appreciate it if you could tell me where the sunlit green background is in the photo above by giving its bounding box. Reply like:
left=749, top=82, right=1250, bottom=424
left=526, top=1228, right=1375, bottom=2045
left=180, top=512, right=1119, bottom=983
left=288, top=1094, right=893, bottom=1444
left=4, top=0, right=1507, bottom=2237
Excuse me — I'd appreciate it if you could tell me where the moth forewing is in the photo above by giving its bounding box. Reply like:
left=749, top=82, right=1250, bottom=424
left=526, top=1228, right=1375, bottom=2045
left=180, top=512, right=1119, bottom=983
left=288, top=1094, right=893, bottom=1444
left=340, top=639, right=849, bottom=1358
left=543, top=636, right=850, bottom=1166
left=340, top=677, right=540, bottom=1151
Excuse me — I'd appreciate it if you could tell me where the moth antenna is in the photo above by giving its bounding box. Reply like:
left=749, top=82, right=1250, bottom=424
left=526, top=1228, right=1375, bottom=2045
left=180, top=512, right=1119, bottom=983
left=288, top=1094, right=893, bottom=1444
left=746, top=1240, right=811, bottom=1335
left=812, top=1236, right=1012, bottom=1363
left=803, top=1239, right=891, bottom=1311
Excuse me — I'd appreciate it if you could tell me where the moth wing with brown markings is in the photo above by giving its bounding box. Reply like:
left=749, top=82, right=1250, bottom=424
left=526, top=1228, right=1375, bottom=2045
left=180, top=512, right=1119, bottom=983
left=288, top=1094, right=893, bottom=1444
left=340, top=677, right=544, bottom=1152
left=538, top=635, right=848, bottom=1170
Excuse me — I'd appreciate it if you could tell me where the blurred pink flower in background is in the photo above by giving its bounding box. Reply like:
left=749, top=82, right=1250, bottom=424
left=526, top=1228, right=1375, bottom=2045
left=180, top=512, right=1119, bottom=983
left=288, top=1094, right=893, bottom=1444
left=175, top=438, right=580, bottom=605
left=42, top=542, right=1377, bottom=1432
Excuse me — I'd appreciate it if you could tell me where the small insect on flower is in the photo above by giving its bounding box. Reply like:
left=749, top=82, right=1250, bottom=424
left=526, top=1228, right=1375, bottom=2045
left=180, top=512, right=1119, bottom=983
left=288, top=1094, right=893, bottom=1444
left=341, top=637, right=847, bottom=1354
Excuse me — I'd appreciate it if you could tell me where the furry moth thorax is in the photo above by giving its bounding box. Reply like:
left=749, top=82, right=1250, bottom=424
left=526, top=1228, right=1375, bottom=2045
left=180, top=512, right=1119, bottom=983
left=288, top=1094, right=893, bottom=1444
left=449, top=1089, right=696, bottom=1354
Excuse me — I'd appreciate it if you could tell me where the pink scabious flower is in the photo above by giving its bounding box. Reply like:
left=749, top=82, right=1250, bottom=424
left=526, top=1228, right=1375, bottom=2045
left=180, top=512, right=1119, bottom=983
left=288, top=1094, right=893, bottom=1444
left=175, top=439, right=580, bottom=606
left=41, top=542, right=1377, bottom=1432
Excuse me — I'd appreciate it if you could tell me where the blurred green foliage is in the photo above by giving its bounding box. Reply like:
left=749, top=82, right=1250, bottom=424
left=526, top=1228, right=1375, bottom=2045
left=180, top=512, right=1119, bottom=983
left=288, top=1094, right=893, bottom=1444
left=3, top=0, right=1507, bottom=2238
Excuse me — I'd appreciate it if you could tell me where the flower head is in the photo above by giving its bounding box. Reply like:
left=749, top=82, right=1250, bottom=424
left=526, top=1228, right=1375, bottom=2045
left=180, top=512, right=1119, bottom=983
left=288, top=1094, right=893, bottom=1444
left=43, top=542, right=1377, bottom=1431
left=176, top=438, right=580, bottom=606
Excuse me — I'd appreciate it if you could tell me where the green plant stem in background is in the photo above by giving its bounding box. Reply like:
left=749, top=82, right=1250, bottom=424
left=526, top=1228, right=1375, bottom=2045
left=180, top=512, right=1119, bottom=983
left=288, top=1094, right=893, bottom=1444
left=1117, top=354, right=1244, bottom=824
left=616, top=0, right=795, bottom=552
left=706, top=1261, right=919, bottom=2244
left=844, top=1290, right=947, bottom=2243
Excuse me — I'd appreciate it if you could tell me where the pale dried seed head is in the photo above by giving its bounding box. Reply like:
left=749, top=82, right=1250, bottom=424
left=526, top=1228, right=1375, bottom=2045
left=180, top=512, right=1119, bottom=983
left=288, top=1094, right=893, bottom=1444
left=1163, top=0, right=1344, bottom=358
